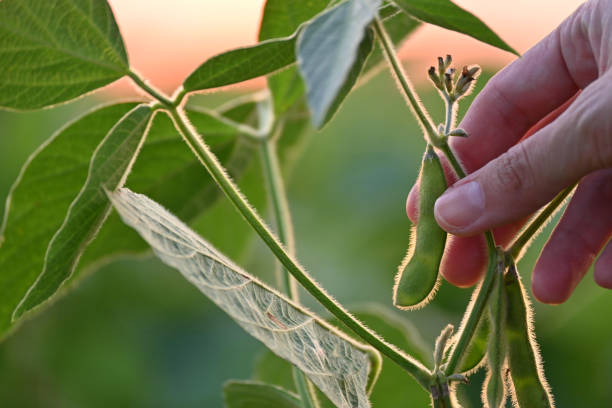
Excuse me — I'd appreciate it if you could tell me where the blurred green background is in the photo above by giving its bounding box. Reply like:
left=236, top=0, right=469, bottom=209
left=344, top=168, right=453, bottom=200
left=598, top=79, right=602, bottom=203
left=0, top=68, right=610, bottom=407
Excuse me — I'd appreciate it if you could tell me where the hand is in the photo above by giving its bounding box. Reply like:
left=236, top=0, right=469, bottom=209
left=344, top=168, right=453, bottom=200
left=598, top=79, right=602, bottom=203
left=407, top=0, right=612, bottom=304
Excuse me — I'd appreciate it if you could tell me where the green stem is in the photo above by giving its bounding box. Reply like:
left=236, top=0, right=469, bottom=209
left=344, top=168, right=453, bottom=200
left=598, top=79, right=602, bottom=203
left=432, top=141, right=499, bottom=377
left=509, top=183, right=576, bottom=260
left=373, top=18, right=438, bottom=144
left=259, top=132, right=298, bottom=299
left=444, top=96, right=456, bottom=135
left=128, top=71, right=176, bottom=107
left=260, top=127, right=318, bottom=407
left=165, top=106, right=432, bottom=389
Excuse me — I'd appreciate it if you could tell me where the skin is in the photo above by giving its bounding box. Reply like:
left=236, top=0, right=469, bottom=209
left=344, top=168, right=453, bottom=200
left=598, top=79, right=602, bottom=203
left=407, top=0, right=612, bottom=304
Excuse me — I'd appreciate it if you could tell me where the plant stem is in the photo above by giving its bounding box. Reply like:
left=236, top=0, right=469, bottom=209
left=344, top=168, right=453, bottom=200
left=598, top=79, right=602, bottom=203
left=373, top=18, right=438, bottom=145
left=373, top=17, right=498, bottom=382
left=443, top=96, right=456, bottom=135
left=260, top=126, right=318, bottom=407
left=128, top=71, right=176, bottom=107
left=165, top=106, right=432, bottom=389
left=259, top=132, right=298, bottom=299
left=508, top=183, right=576, bottom=260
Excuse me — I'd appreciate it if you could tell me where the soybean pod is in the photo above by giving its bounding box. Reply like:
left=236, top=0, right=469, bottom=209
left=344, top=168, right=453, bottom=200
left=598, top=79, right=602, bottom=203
left=504, top=264, right=554, bottom=408
left=482, top=255, right=507, bottom=408
left=394, top=144, right=447, bottom=309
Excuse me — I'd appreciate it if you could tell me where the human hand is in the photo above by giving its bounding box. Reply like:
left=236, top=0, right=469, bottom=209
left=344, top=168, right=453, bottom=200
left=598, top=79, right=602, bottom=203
left=407, top=0, right=612, bottom=304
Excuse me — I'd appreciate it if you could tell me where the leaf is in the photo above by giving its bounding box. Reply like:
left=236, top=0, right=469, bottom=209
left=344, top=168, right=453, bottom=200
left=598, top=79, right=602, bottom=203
left=258, top=0, right=331, bottom=114
left=297, top=0, right=382, bottom=127
left=224, top=381, right=302, bottom=408
left=258, top=0, right=331, bottom=41
left=183, top=37, right=297, bottom=92
left=0, top=103, right=136, bottom=336
left=319, top=28, right=374, bottom=127
left=110, top=188, right=375, bottom=408
left=13, top=105, right=154, bottom=319
left=392, top=0, right=518, bottom=55
left=0, top=102, right=258, bottom=338
left=0, top=0, right=129, bottom=110
left=255, top=304, right=432, bottom=407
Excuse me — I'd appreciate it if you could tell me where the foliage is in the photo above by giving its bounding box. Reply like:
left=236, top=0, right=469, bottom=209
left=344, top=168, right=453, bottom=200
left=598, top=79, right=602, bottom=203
left=0, top=0, right=571, bottom=407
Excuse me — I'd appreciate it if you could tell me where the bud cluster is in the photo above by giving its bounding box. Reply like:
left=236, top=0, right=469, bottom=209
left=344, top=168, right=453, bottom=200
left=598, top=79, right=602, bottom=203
left=427, top=54, right=480, bottom=102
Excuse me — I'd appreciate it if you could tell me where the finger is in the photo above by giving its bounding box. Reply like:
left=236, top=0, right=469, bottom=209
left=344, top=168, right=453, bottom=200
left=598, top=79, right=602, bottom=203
left=440, top=219, right=527, bottom=287
left=434, top=73, right=612, bottom=235
left=594, top=239, right=612, bottom=289
left=450, top=1, right=598, bottom=174
left=532, top=169, right=612, bottom=304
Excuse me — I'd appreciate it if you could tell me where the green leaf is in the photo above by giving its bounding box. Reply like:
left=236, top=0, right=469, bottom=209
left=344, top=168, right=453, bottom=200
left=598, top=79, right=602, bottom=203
left=110, top=188, right=375, bottom=408
left=320, top=28, right=374, bottom=127
left=255, top=304, right=432, bottom=407
left=183, top=37, right=297, bottom=92
left=258, top=0, right=331, bottom=114
left=224, top=381, right=302, bottom=408
left=0, top=0, right=129, bottom=110
left=392, top=0, right=518, bottom=55
left=13, top=105, right=154, bottom=319
left=0, top=101, right=258, bottom=339
left=0, top=103, right=136, bottom=337
left=297, top=0, right=382, bottom=127
left=258, top=0, right=331, bottom=41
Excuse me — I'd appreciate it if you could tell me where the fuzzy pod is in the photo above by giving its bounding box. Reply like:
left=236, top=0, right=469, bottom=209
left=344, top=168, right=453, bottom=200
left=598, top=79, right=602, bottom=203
left=504, top=265, right=554, bottom=408
left=482, top=258, right=508, bottom=408
left=393, top=145, right=447, bottom=309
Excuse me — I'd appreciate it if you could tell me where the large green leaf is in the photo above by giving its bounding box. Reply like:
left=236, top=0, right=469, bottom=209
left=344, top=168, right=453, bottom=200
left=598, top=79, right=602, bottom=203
left=183, top=37, right=297, bottom=92
left=0, top=101, right=259, bottom=339
left=0, top=0, right=129, bottom=110
left=110, top=188, right=376, bottom=408
left=258, top=0, right=331, bottom=114
left=224, top=381, right=301, bottom=408
left=0, top=103, right=136, bottom=336
left=255, top=304, right=431, bottom=407
left=13, top=105, right=154, bottom=319
left=392, top=0, right=518, bottom=55
left=296, top=0, right=381, bottom=127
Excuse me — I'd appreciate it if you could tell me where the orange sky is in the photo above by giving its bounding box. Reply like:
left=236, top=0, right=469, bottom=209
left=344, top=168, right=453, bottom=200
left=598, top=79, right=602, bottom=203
left=106, top=0, right=585, bottom=95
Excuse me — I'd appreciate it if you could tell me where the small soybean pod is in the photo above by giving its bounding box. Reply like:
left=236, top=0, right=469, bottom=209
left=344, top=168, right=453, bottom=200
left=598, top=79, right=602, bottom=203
left=482, top=255, right=508, bottom=408
left=394, top=144, right=447, bottom=309
left=504, top=264, right=554, bottom=408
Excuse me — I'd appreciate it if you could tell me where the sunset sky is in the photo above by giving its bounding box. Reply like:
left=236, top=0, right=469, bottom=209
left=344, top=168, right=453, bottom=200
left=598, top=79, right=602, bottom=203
left=106, top=0, right=585, bottom=95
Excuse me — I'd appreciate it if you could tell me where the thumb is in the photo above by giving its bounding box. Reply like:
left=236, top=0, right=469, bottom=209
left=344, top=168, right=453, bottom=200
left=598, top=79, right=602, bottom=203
left=434, top=75, right=612, bottom=235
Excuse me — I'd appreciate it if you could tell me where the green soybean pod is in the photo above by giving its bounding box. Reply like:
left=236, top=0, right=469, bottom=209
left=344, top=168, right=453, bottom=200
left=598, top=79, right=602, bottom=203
left=393, top=144, right=447, bottom=310
left=482, top=257, right=508, bottom=408
left=504, top=264, right=554, bottom=408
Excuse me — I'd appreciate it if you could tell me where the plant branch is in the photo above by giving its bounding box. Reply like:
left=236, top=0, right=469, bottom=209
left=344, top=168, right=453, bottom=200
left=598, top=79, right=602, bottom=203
left=260, top=124, right=318, bottom=407
left=259, top=130, right=298, bottom=298
left=509, top=183, right=576, bottom=260
left=128, top=71, right=176, bottom=107
left=373, top=18, right=439, bottom=145
left=164, top=106, right=432, bottom=389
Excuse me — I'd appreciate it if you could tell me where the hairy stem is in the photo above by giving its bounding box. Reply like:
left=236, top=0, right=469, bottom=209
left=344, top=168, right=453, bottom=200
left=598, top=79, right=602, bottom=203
left=444, top=97, right=456, bottom=135
left=165, top=106, right=432, bottom=389
left=128, top=71, right=176, bottom=107
left=260, top=127, right=319, bottom=407
left=509, top=183, right=576, bottom=260
left=373, top=18, right=438, bottom=144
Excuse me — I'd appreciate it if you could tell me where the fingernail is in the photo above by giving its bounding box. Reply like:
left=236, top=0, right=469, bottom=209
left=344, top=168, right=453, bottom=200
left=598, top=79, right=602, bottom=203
left=434, top=181, right=484, bottom=231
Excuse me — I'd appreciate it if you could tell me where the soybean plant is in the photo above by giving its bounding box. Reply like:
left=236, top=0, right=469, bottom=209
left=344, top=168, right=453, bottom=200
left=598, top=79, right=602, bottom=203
left=0, top=0, right=578, bottom=407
